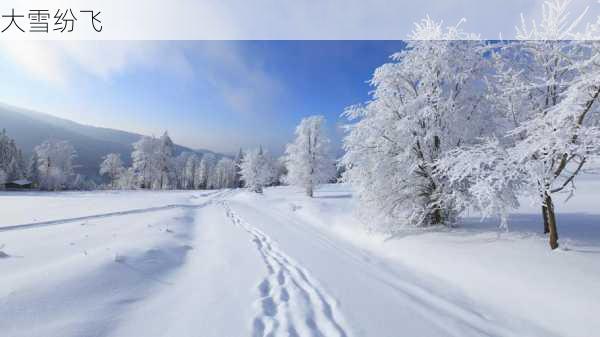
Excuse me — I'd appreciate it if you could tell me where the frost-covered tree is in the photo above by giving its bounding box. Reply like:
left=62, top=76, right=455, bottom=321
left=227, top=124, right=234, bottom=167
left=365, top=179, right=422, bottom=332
left=0, top=168, right=6, bottom=188
left=441, top=0, right=600, bottom=249
left=34, top=139, right=76, bottom=191
left=283, top=115, right=335, bottom=197
left=274, top=156, right=288, bottom=186
left=117, top=168, right=137, bottom=190
left=438, top=138, right=523, bottom=229
left=510, top=4, right=600, bottom=249
left=172, top=152, right=192, bottom=189
left=156, top=132, right=175, bottom=189
left=182, top=154, right=202, bottom=189
left=198, top=153, right=216, bottom=189
left=240, top=147, right=277, bottom=193
left=234, top=148, right=244, bottom=188
left=27, top=152, right=40, bottom=188
left=183, top=153, right=199, bottom=189
left=71, top=174, right=95, bottom=191
left=131, top=136, right=159, bottom=189
left=341, top=19, right=489, bottom=230
left=185, top=154, right=198, bottom=189
left=213, top=157, right=237, bottom=188
left=5, top=158, right=21, bottom=182
left=0, top=129, right=25, bottom=183
left=130, top=132, right=176, bottom=190
left=99, top=153, right=124, bottom=188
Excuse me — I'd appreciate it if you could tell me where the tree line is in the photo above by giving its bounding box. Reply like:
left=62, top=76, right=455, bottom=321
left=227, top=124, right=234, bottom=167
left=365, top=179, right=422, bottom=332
left=99, top=132, right=257, bottom=191
left=0, top=121, right=334, bottom=195
left=0, top=131, right=91, bottom=190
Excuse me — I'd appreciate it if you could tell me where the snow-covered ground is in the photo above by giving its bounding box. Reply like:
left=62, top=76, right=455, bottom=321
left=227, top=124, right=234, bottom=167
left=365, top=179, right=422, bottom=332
left=1, top=184, right=599, bottom=337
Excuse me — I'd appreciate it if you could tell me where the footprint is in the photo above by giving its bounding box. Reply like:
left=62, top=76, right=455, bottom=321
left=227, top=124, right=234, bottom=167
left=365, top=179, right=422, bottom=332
left=253, top=318, right=266, bottom=337
left=280, top=288, right=290, bottom=302
left=262, top=297, right=277, bottom=317
left=259, top=279, right=271, bottom=297
left=224, top=204, right=350, bottom=337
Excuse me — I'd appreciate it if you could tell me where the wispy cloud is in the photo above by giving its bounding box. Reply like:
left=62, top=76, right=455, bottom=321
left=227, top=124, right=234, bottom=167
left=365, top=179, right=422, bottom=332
left=195, top=42, right=285, bottom=116
left=0, top=40, right=193, bottom=86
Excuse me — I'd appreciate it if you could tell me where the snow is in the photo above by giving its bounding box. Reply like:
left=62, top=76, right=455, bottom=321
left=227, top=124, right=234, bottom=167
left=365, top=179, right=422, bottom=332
left=1, top=184, right=599, bottom=336
left=9, top=179, right=31, bottom=186
left=0, top=190, right=215, bottom=227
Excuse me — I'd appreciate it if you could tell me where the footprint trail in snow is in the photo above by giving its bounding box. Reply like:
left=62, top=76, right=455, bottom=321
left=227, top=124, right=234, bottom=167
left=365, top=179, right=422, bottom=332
left=224, top=203, right=350, bottom=337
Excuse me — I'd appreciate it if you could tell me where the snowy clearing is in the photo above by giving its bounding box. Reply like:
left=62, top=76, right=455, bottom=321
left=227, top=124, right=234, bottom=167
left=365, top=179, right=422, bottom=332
left=1, top=184, right=599, bottom=337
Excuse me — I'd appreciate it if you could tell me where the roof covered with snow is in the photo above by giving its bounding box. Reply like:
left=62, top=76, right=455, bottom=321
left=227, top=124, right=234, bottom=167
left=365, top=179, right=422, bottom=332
left=9, top=179, right=32, bottom=186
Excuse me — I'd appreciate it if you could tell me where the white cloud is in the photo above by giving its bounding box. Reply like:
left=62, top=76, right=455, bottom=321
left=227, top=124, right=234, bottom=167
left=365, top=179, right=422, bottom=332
left=0, top=40, right=276, bottom=118
left=0, top=41, right=70, bottom=85
left=0, top=40, right=193, bottom=86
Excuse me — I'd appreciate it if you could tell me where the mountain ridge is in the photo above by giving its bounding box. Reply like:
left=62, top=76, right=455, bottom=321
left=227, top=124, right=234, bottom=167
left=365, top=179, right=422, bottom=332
left=0, top=102, right=222, bottom=180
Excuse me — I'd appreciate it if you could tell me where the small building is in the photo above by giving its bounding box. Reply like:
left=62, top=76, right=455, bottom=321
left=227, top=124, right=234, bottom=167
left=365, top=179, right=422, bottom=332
left=5, top=179, right=33, bottom=190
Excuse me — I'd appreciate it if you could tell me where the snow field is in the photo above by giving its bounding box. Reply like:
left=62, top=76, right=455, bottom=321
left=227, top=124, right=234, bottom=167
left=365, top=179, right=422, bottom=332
left=1, top=184, right=599, bottom=337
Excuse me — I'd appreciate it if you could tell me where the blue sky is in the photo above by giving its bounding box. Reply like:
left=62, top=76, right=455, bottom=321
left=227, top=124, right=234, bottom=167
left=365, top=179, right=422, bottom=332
left=0, top=40, right=405, bottom=155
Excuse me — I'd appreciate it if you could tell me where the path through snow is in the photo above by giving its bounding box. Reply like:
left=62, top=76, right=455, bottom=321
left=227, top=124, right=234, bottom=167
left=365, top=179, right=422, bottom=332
left=224, top=202, right=350, bottom=337
left=1, top=185, right=599, bottom=337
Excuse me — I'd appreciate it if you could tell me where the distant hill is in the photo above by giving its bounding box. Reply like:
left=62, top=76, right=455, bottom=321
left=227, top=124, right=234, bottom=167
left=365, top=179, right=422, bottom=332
left=0, top=103, right=221, bottom=180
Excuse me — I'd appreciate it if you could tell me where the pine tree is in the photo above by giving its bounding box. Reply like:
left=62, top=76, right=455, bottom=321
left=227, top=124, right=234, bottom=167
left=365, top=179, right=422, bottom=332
left=234, top=148, right=244, bottom=188
left=0, top=129, right=25, bottom=183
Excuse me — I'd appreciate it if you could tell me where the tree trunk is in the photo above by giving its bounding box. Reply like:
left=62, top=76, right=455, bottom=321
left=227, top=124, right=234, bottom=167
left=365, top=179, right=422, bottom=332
left=542, top=204, right=550, bottom=234
left=543, top=193, right=559, bottom=250
left=431, top=207, right=443, bottom=225
left=306, top=185, right=313, bottom=198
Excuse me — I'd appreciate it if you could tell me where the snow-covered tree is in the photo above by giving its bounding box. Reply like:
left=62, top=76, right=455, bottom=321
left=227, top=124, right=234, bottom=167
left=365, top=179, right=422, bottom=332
left=274, top=156, right=287, bottom=186
left=341, top=19, right=489, bottom=230
left=438, top=138, right=523, bottom=229
left=182, top=153, right=199, bottom=189
left=240, top=147, right=277, bottom=193
left=71, top=174, right=95, bottom=191
left=0, top=129, right=25, bottom=183
left=0, top=168, right=6, bottom=189
left=234, top=148, right=244, bottom=188
left=512, top=5, right=600, bottom=248
left=117, top=168, right=137, bottom=190
left=172, top=152, right=192, bottom=189
left=99, top=153, right=124, bottom=188
left=34, top=139, right=76, bottom=191
left=27, top=152, right=40, bottom=188
left=283, top=115, right=335, bottom=197
left=131, top=136, right=159, bottom=189
left=130, top=132, right=176, bottom=190
left=213, top=157, right=237, bottom=188
left=156, top=132, right=175, bottom=189
left=198, top=153, right=216, bottom=189
left=441, top=0, right=600, bottom=249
